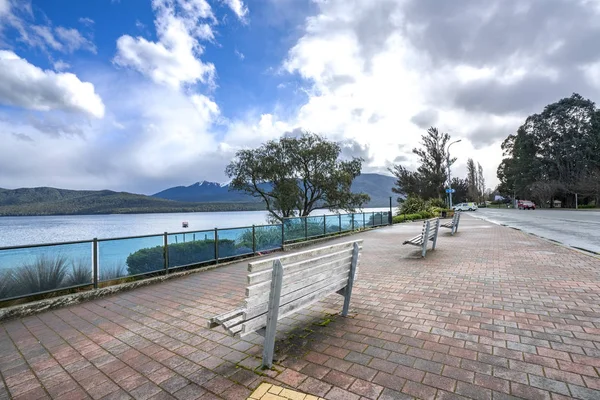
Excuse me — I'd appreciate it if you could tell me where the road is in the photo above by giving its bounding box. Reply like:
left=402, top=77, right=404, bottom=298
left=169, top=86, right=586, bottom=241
left=471, top=208, right=600, bottom=254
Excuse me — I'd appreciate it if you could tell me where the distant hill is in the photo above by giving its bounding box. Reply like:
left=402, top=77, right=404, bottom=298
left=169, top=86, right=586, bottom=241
left=153, top=173, right=397, bottom=207
left=0, top=187, right=265, bottom=216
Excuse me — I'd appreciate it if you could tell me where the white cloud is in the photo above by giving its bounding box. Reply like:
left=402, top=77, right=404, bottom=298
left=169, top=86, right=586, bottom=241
left=0, top=51, right=105, bottom=118
left=78, top=17, right=94, bottom=26
left=114, top=0, right=217, bottom=90
left=31, top=25, right=62, bottom=50
left=53, top=60, right=70, bottom=71
left=221, top=0, right=249, bottom=22
left=55, top=27, right=96, bottom=53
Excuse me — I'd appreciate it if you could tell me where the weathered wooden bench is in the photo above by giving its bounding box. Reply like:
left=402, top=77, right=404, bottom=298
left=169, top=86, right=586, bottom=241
left=441, top=211, right=461, bottom=235
left=208, top=240, right=363, bottom=368
left=402, top=218, right=440, bottom=257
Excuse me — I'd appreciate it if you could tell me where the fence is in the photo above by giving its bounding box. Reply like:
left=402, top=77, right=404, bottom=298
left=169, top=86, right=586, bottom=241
left=0, top=211, right=390, bottom=303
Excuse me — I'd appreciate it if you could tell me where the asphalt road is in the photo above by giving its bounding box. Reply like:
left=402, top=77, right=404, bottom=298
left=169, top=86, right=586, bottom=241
left=471, top=208, right=600, bottom=254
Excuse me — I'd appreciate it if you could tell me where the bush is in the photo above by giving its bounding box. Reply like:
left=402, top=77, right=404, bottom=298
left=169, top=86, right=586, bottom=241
left=579, top=204, right=597, bottom=209
left=126, top=239, right=239, bottom=275
left=426, top=198, right=446, bottom=209
left=399, top=195, right=426, bottom=214
left=393, top=213, right=425, bottom=223
left=0, top=269, right=14, bottom=299
left=100, top=263, right=127, bottom=281
left=67, top=260, right=92, bottom=286
left=12, top=255, right=69, bottom=297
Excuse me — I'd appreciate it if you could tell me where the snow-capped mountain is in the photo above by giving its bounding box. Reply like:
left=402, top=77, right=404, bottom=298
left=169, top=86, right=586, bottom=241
left=152, top=174, right=397, bottom=206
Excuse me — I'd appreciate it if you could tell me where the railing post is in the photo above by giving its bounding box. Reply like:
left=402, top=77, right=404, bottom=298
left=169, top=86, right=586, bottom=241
left=339, top=214, right=342, bottom=232
left=323, top=215, right=327, bottom=235
left=372, top=212, right=375, bottom=227
left=252, top=225, right=256, bottom=255
left=214, top=228, right=219, bottom=264
left=351, top=213, right=355, bottom=231
left=92, top=238, right=98, bottom=289
left=363, top=213, right=365, bottom=229
left=304, top=217, right=308, bottom=240
left=281, top=220, right=285, bottom=247
left=163, top=232, right=168, bottom=274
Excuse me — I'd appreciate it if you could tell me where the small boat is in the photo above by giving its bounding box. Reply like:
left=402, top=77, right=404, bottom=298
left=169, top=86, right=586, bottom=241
left=182, top=221, right=189, bottom=228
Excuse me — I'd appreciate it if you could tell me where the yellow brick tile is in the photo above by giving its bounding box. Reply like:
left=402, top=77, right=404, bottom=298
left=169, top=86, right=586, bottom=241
left=304, top=396, right=319, bottom=400
left=280, top=388, right=306, bottom=400
left=268, top=385, right=283, bottom=395
left=249, top=383, right=272, bottom=399
left=261, top=394, right=286, bottom=400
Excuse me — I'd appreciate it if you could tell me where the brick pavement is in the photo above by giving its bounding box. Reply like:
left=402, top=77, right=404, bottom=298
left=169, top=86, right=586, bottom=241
left=2, top=216, right=600, bottom=399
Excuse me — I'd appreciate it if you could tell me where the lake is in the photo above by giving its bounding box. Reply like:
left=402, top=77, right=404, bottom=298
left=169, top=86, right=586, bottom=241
left=0, top=208, right=391, bottom=299
left=0, top=208, right=391, bottom=247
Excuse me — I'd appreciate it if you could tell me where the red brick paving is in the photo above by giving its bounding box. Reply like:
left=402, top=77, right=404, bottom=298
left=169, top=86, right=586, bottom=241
left=2, top=216, right=600, bottom=399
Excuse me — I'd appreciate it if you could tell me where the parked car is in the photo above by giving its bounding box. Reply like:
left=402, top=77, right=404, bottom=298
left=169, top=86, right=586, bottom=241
left=453, top=202, right=478, bottom=211
left=517, top=200, right=536, bottom=210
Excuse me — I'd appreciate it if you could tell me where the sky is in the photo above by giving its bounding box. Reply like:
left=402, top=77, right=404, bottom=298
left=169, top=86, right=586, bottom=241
left=1, top=0, right=600, bottom=195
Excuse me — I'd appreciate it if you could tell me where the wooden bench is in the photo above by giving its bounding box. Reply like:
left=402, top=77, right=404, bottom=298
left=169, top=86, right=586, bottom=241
left=208, top=240, right=363, bottom=368
left=441, top=211, right=461, bottom=235
left=402, top=218, right=440, bottom=257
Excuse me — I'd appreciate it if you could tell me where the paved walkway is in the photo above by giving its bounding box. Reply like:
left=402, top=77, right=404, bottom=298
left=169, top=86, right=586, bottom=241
left=2, top=216, right=600, bottom=400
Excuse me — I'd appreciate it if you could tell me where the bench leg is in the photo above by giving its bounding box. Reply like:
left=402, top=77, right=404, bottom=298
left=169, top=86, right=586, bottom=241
left=432, top=219, right=440, bottom=250
left=421, top=222, right=430, bottom=257
left=262, top=260, right=284, bottom=369
left=342, top=242, right=359, bottom=317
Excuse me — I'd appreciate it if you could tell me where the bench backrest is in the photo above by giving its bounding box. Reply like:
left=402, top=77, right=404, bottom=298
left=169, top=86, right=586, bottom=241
left=240, top=240, right=362, bottom=336
left=420, top=218, right=439, bottom=240
left=453, top=211, right=460, bottom=225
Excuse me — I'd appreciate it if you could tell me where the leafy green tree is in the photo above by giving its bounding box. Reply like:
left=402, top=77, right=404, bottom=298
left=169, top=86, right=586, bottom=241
left=225, top=132, right=370, bottom=222
left=497, top=93, right=600, bottom=207
left=390, top=127, right=455, bottom=200
left=450, top=177, right=469, bottom=203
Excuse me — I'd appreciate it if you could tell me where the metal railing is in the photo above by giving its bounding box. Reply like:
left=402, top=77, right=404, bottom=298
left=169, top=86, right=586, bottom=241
left=0, top=211, right=390, bottom=303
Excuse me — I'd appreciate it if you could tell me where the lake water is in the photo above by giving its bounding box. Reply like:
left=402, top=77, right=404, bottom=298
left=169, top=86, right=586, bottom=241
left=0, top=207, right=390, bottom=247
left=0, top=208, right=390, bottom=298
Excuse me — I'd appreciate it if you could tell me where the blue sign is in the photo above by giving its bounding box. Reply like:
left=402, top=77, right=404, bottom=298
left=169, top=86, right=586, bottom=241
left=445, top=188, right=456, bottom=193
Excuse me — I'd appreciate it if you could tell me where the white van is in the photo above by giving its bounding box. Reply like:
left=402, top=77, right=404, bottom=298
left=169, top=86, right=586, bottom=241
left=453, top=202, right=478, bottom=211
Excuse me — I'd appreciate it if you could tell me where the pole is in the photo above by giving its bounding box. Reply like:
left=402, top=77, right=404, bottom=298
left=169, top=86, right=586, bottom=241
left=92, top=238, right=98, bottom=289
left=252, top=225, right=256, bottom=255
left=214, top=228, right=219, bottom=263
left=447, top=139, right=461, bottom=209
left=389, top=196, right=393, bottom=224
left=576, top=193, right=578, bottom=210
left=163, top=232, right=168, bottom=274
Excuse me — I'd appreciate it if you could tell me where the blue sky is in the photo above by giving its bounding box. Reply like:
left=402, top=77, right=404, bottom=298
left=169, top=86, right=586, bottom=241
left=1, top=0, right=599, bottom=194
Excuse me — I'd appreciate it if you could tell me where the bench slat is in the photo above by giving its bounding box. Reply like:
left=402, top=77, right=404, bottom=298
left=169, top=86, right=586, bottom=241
left=246, top=255, right=354, bottom=297
left=241, top=277, right=349, bottom=336
left=244, top=268, right=351, bottom=320
left=245, top=259, right=353, bottom=307
left=248, top=240, right=362, bottom=273
left=247, top=247, right=358, bottom=285
left=222, top=314, right=245, bottom=329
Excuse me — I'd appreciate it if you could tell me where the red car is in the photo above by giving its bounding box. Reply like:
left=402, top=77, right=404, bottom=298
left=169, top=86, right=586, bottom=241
left=517, top=200, right=536, bottom=210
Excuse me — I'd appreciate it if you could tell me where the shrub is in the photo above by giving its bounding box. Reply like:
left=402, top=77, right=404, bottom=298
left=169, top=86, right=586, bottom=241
left=67, top=259, right=92, bottom=286
left=426, top=198, right=446, bottom=209
left=400, top=195, right=426, bottom=215
left=100, top=263, right=127, bottom=281
left=12, top=255, right=69, bottom=296
left=0, top=269, right=14, bottom=299
left=126, top=239, right=239, bottom=275
left=393, top=213, right=424, bottom=223
left=241, top=226, right=283, bottom=250
left=579, top=204, right=597, bottom=209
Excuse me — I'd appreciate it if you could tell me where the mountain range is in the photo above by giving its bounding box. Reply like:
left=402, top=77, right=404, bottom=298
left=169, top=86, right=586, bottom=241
left=152, top=173, right=396, bottom=207
left=0, top=173, right=396, bottom=216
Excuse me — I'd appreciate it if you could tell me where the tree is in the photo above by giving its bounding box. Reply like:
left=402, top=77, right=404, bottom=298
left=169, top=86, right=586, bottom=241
left=466, top=158, right=478, bottom=201
left=497, top=93, right=600, bottom=206
left=390, top=127, right=455, bottom=200
left=450, top=177, right=469, bottom=203
left=225, top=132, right=370, bottom=222
left=477, top=163, right=485, bottom=204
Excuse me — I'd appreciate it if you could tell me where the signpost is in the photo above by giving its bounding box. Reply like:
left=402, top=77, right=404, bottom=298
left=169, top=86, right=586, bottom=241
left=445, top=188, right=456, bottom=194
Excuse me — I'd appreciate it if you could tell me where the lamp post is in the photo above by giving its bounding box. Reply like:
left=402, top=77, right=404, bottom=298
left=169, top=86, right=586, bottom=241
left=447, top=139, right=462, bottom=209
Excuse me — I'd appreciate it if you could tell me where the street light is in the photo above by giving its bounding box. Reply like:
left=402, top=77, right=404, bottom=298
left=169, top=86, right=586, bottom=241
left=447, top=139, right=462, bottom=209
